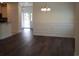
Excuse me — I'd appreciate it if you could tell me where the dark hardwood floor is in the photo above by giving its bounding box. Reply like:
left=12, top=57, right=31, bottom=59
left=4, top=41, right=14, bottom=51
left=0, top=29, right=75, bottom=56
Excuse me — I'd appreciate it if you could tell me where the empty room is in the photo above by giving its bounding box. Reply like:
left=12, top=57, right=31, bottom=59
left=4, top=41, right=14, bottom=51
left=0, top=2, right=79, bottom=56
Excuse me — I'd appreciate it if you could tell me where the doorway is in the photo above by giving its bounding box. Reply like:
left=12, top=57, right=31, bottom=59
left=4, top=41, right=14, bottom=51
left=21, top=6, right=32, bottom=29
left=21, top=12, right=32, bottom=29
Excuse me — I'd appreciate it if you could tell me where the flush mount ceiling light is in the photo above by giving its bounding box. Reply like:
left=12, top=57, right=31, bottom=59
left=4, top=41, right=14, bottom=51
left=41, top=2, right=51, bottom=12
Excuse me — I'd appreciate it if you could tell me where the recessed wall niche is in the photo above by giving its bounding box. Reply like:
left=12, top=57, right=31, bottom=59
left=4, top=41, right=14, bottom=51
left=0, top=3, right=7, bottom=23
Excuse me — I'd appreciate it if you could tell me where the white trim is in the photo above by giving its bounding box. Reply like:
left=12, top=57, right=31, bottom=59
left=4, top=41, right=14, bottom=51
left=0, top=33, right=12, bottom=40
left=0, top=31, right=21, bottom=40
left=33, top=32, right=74, bottom=38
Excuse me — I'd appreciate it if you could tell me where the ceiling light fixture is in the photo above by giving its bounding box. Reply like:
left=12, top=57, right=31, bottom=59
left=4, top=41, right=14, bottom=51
left=41, top=2, right=51, bottom=12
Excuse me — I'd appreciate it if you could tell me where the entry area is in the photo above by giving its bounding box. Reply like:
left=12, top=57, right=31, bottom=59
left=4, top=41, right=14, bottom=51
left=21, top=6, right=32, bottom=29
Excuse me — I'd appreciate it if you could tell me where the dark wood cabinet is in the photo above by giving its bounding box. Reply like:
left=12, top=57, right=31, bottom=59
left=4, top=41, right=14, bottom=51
left=0, top=3, right=7, bottom=23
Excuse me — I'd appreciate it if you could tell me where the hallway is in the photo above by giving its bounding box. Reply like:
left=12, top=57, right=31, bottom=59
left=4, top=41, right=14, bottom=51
left=0, top=29, right=75, bottom=56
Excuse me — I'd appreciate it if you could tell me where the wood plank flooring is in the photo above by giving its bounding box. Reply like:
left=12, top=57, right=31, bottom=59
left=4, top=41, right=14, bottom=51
left=0, top=29, right=75, bottom=56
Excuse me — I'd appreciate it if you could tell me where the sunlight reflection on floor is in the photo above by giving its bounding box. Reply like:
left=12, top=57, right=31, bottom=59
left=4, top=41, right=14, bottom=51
left=21, top=29, right=33, bottom=46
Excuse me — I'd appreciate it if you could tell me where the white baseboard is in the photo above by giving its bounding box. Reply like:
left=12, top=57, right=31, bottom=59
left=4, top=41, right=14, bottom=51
left=0, top=31, right=21, bottom=40
left=0, top=33, right=12, bottom=40
left=33, top=32, right=74, bottom=38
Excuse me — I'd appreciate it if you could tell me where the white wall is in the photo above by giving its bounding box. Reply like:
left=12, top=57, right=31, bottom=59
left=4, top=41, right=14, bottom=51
left=33, top=2, right=74, bottom=37
left=7, top=3, right=19, bottom=34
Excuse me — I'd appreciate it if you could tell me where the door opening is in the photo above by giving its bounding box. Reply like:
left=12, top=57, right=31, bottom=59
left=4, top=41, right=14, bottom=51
left=21, top=6, right=32, bottom=29
left=21, top=12, right=32, bottom=29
